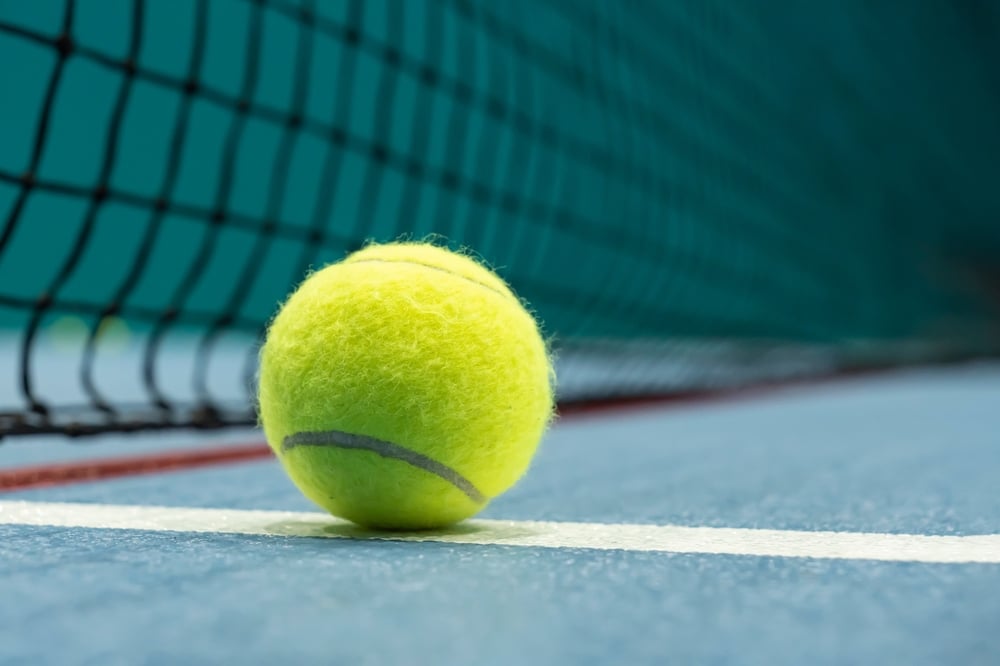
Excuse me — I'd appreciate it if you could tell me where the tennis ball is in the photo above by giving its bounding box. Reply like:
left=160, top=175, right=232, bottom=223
left=257, top=241, right=554, bottom=530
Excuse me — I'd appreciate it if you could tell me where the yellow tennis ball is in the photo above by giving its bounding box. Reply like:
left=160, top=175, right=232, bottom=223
left=257, top=242, right=554, bottom=530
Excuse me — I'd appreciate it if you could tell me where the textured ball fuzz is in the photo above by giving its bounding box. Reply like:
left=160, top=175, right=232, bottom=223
left=257, top=242, right=554, bottom=530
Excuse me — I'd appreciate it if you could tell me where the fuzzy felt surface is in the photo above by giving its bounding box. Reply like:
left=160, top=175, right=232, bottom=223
left=257, top=243, right=554, bottom=529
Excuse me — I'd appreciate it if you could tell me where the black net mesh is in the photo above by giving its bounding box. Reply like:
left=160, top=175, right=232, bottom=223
left=1, top=0, right=999, bottom=437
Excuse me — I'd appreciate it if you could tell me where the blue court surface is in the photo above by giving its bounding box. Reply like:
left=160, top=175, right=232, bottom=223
left=2, top=362, right=999, bottom=665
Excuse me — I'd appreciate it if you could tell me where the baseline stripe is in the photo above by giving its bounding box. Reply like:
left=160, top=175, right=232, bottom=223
left=2, top=501, right=998, bottom=563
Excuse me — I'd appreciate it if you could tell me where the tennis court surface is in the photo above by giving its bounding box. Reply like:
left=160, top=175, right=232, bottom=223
left=3, top=361, right=1000, bottom=664
left=2, top=1, right=999, bottom=664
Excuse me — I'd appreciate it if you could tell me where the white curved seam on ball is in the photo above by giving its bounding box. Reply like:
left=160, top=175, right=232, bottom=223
left=345, top=258, right=513, bottom=300
left=282, top=430, right=487, bottom=504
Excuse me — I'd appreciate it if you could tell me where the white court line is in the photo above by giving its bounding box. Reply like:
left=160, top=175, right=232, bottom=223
left=2, top=500, right=999, bottom=564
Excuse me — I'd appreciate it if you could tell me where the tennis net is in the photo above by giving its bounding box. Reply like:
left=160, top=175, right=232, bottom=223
left=1, top=0, right=998, bottom=436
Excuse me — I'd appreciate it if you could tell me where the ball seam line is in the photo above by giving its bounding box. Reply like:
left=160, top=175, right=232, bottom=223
left=282, top=430, right=487, bottom=504
left=345, top=258, right=512, bottom=300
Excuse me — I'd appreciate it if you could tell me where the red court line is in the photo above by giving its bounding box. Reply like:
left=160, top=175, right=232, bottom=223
left=0, top=444, right=274, bottom=492
left=556, top=368, right=878, bottom=417
left=0, top=394, right=712, bottom=492
left=0, top=366, right=895, bottom=493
